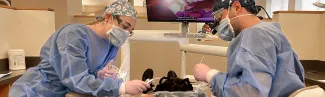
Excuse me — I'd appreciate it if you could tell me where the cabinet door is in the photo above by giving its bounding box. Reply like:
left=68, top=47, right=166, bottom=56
left=0, top=84, right=10, bottom=97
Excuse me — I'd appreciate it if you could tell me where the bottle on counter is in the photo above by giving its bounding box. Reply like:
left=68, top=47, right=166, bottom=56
left=8, top=49, right=26, bottom=70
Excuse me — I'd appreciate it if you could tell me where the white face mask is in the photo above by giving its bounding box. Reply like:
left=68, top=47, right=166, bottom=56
left=216, top=14, right=254, bottom=41
left=106, top=18, right=130, bottom=47
left=216, top=4, right=235, bottom=41
left=216, top=17, right=235, bottom=41
left=216, top=3, right=254, bottom=41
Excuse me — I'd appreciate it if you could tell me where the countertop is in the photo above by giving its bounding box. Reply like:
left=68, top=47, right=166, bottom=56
left=0, top=57, right=39, bottom=85
left=301, top=60, right=325, bottom=89
left=0, top=70, right=26, bottom=86
left=305, top=71, right=325, bottom=89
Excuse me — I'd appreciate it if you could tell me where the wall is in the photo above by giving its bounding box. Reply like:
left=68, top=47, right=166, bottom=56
left=256, top=0, right=267, bottom=17
left=9, top=10, right=55, bottom=56
left=0, top=7, right=55, bottom=57
left=73, top=16, right=96, bottom=24
left=118, top=39, right=229, bottom=84
left=0, top=8, right=12, bottom=59
left=67, top=0, right=82, bottom=23
left=288, top=0, right=296, bottom=10
left=135, top=19, right=179, bottom=30
left=11, top=0, right=67, bottom=29
left=320, top=13, right=325, bottom=61
left=11, top=0, right=82, bottom=30
left=276, top=12, right=322, bottom=60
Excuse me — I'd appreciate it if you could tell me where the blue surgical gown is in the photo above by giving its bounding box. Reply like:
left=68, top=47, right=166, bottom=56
left=9, top=24, right=122, bottom=97
left=210, top=22, right=305, bottom=97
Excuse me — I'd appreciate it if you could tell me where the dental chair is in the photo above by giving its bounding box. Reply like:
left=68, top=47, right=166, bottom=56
left=0, top=0, right=10, bottom=6
left=289, top=85, right=325, bottom=97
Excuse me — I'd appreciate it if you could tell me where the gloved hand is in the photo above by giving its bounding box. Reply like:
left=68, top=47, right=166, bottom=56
left=119, top=80, right=151, bottom=95
left=193, top=63, right=211, bottom=82
left=97, top=60, right=118, bottom=79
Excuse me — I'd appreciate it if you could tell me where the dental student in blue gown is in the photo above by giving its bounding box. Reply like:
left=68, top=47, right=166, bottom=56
left=193, top=0, right=305, bottom=97
left=9, top=0, right=150, bottom=97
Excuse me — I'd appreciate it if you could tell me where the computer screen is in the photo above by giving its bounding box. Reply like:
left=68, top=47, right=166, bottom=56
left=146, top=0, right=215, bottom=22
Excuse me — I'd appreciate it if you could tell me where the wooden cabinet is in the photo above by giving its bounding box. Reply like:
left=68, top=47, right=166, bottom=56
left=0, top=70, right=25, bottom=97
left=0, top=84, right=11, bottom=97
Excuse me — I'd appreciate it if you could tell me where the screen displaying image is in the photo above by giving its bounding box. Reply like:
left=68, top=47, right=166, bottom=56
left=146, top=0, right=215, bottom=22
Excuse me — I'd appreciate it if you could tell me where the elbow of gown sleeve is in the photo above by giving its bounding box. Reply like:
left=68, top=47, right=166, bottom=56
left=210, top=72, right=272, bottom=97
left=58, top=50, right=123, bottom=96
left=58, top=51, right=123, bottom=96
left=61, top=70, right=123, bottom=96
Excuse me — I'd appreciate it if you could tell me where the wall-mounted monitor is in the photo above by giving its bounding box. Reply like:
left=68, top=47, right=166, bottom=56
left=146, top=0, right=215, bottom=22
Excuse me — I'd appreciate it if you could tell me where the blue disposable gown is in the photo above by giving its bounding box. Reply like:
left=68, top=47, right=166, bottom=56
left=9, top=24, right=122, bottom=97
left=210, top=22, right=305, bottom=97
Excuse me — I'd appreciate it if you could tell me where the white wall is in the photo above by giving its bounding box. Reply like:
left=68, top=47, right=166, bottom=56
left=267, top=0, right=289, bottom=16
left=0, top=7, right=55, bottom=57
left=296, top=0, right=325, bottom=11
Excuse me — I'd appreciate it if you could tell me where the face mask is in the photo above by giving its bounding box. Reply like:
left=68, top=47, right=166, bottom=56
left=216, top=16, right=235, bottom=41
left=216, top=6, right=254, bottom=41
left=106, top=20, right=129, bottom=47
left=230, top=14, right=254, bottom=20
left=215, top=0, right=236, bottom=41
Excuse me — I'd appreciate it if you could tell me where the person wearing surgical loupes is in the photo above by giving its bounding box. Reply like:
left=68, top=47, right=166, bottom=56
left=9, top=0, right=150, bottom=97
left=193, top=0, right=305, bottom=97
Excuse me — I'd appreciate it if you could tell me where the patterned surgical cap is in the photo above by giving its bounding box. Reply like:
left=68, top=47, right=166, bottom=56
left=96, top=0, right=137, bottom=21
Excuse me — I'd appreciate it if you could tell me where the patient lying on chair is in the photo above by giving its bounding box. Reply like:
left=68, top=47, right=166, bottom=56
left=141, top=69, right=206, bottom=97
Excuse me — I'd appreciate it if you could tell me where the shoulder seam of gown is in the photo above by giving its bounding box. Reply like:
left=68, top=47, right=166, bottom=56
left=238, top=46, right=275, bottom=65
left=250, top=26, right=278, bottom=47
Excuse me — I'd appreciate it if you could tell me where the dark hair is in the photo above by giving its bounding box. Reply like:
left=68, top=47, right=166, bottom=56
left=112, top=15, right=122, bottom=25
left=213, top=0, right=260, bottom=15
left=237, top=0, right=260, bottom=15
left=212, top=0, right=227, bottom=12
